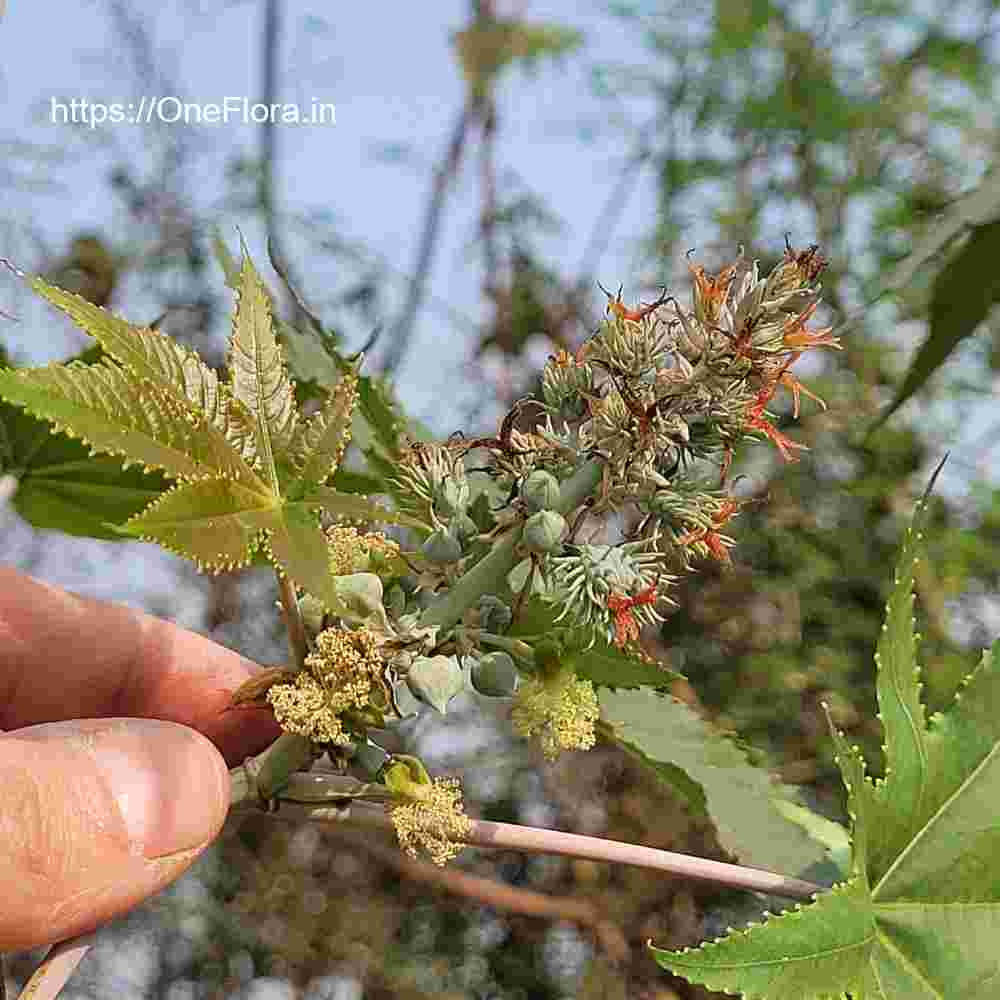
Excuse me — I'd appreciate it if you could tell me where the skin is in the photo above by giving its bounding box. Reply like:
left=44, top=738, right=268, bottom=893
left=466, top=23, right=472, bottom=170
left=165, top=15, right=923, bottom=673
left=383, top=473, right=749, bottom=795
left=0, top=566, right=281, bottom=950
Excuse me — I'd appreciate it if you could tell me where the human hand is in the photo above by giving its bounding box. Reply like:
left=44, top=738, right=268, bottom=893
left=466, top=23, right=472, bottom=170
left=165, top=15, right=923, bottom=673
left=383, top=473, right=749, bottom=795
left=0, top=566, right=281, bottom=950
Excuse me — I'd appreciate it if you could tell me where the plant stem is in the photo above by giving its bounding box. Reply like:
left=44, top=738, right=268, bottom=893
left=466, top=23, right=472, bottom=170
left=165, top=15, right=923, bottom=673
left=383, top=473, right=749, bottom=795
left=229, top=732, right=315, bottom=806
left=271, top=800, right=823, bottom=902
left=276, top=572, right=309, bottom=670
left=475, top=631, right=535, bottom=663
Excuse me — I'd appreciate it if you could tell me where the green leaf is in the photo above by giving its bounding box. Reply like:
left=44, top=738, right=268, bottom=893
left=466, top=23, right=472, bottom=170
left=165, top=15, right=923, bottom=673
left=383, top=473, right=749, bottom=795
left=297, top=484, right=426, bottom=530
left=655, top=876, right=875, bottom=1000
left=119, top=477, right=278, bottom=571
left=287, top=367, right=359, bottom=492
left=261, top=501, right=348, bottom=613
left=357, top=373, right=404, bottom=460
left=25, top=276, right=259, bottom=476
left=330, top=466, right=386, bottom=496
left=600, top=689, right=824, bottom=874
left=878, top=219, right=1000, bottom=425
left=657, top=480, right=1000, bottom=998
left=211, top=228, right=240, bottom=290
left=0, top=401, right=167, bottom=539
left=885, top=170, right=1000, bottom=298
left=571, top=641, right=682, bottom=690
left=769, top=801, right=850, bottom=877
left=227, top=248, right=299, bottom=483
left=0, top=361, right=250, bottom=484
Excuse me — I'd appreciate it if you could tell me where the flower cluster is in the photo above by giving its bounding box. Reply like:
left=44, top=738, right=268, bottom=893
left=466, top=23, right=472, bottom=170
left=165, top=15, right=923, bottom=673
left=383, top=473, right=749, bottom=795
left=511, top=673, right=600, bottom=758
left=326, top=524, right=400, bottom=575
left=373, top=243, right=838, bottom=761
left=266, top=625, right=388, bottom=745
left=390, top=777, right=472, bottom=866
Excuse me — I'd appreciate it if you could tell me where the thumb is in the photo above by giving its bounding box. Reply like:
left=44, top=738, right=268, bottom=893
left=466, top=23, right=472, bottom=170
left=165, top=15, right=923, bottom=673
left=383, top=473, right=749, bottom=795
left=0, top=718, right=231, bottom=950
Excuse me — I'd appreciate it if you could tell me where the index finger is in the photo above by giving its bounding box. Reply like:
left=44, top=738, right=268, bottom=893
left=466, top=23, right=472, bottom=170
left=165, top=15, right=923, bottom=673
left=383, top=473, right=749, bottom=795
left=0, top=566, right=281, bottom=764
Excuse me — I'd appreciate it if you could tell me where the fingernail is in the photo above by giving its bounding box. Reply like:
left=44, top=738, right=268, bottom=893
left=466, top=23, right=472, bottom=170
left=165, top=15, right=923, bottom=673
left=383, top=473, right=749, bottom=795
left=86, top=719, right=230, bottom=857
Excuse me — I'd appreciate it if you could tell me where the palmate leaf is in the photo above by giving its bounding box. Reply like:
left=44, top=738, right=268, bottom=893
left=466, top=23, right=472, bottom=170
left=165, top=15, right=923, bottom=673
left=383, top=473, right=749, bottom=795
left=116, top=477, right=278, bottom=571
left=0, top=397, right=168, bottom=540
left=601, top=689, right=824, bottom=874
left=26, top=275, right=260, bottom=473
left=0, top=360, right=252, bottom=484
left=655, top=482, right=1000, bottom=998
left=2, top=248, right=404, bottom=614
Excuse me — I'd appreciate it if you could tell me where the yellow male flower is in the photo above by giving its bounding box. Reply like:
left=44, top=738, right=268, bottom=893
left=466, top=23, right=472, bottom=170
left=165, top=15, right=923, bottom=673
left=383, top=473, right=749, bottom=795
left=266, top=625, right=386, bottom=745
left=390, top=777, right=472, bottom=866
left=511, top=673, right=599, bottom=759
left=326, top=524, right=400, bottom=575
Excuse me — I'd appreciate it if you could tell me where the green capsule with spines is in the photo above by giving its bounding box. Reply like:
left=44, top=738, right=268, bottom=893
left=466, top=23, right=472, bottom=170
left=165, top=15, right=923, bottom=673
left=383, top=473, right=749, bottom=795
left=479, top=594, right=513, bottom=634
left=422, top=527, right=463, bottom=565
left=471, top=651, right=519, bottom=698
left=522, top=509, right=566, bottom=554
left=451, top=512, right=480, bottom=547
left=406, top=655, right=465, bottom=714
left=520, top=470, right=561, bottom=513
left=434, top=477, right=469, bottom=517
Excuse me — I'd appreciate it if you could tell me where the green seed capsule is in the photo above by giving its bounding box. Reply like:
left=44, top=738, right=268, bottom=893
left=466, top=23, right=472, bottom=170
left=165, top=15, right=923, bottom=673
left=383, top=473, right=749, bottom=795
left=434, top=477, right=469, bottom=517
left=422, top=527, right=463, bottom=564
left=520, top=470, right=561, bottom=513
left=407, top=655, right=465, bottom=714
left=522, top=510, right=567, bottom=554
left=451, top=512, right=480, bottom=546
left=479, top=594, right=513, bottom=634
left=471, top=652, right=519, bottom=698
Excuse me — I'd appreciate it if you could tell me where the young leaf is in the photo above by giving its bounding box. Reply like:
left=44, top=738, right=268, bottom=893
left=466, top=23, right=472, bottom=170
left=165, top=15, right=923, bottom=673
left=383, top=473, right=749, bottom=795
left=227, top=249, right=299, bottom=483
left=23, top=276, right=260, bottom=475
left=600, top=689, right=824, bottom=874
left=0, top=360, right=252, bottom=484
left=260, top=500, right=349, bottom=613
left=287, top=367, right=359, bottom=493
left=118, top=477, right=278, bottom=572
left=0, top=251, right=393, bottom=618
left=298, top=484, right=426, bottom=530
left=656, top=483, right=1000, bottom=998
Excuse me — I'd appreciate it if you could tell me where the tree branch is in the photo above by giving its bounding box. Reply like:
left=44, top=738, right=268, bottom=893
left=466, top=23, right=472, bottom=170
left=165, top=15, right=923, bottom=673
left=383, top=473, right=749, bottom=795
left=327, top=826, right=630, bottom=962
left=382, top=103, right=475, bottom=376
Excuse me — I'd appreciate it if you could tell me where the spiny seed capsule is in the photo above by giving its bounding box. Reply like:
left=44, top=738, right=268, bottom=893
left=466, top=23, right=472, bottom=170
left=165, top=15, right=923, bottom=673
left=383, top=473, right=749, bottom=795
left=471, top=652, right=519, bottom=698
left=434, top=477, right=469, bottom=517
left=407, top=655, right=465, bottom=714
left=520, top=470, right=561, bottom=513
left=451, top=512, right=480, bottom=546
left=422, top=527, right=463, bottom=565
left=479, top=594, right=513, bottom=634
left=522, top=510, right=567, bottom=554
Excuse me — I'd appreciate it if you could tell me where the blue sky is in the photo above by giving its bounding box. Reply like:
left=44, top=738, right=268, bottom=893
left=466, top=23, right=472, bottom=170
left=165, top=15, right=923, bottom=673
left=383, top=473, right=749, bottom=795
left=2, top=1, right=662, bottom=429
